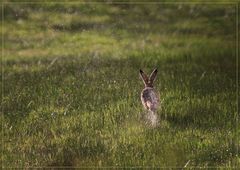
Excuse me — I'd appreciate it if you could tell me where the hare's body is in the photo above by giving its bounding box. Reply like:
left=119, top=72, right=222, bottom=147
left=141, top=87, right=159, bottom=112
left=139, top=68, right=160, bottom=126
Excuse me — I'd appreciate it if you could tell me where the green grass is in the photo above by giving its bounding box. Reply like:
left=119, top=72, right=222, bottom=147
left=1, top=1, right=239, bottom=168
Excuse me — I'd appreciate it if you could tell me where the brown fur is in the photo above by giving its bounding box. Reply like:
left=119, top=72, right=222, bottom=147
left=140, top=69, right=159, bottom=112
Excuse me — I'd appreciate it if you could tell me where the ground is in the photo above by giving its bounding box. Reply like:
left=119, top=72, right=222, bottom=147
left=1, top=1, right=239, bottom=168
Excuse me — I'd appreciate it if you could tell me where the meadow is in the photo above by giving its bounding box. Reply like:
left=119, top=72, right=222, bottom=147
left=1, top=1, right=239, bottom=168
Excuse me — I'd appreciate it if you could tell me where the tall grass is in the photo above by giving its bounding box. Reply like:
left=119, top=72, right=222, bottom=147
left=1, top=2, right=239, bottom=168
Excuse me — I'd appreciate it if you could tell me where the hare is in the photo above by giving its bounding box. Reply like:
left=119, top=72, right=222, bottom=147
left=139, top=68, right=160, bottom=126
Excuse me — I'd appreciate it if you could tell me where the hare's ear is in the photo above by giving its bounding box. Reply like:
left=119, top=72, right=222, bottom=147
left=139, top=69, right=148, bottom=85
left=149, top=68, right=158, bottom=84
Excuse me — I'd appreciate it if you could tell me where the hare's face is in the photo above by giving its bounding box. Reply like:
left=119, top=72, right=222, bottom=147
left=140, top=69, right=157, bottom=88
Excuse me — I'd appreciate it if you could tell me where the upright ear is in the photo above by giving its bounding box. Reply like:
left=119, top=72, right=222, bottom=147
left=149, top=68, right=158, bottom=84
left=139, top=69, right=148, bottom=85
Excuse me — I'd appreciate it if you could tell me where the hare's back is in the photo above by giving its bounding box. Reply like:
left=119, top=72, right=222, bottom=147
left=141, top=88, right=159, bottom=105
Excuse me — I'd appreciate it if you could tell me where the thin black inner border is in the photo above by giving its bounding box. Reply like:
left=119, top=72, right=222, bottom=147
left=1, top=1, right=239, bottom=168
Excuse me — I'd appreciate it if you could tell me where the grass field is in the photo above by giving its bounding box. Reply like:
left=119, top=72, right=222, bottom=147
left=1, top=1, right=239, bottom=168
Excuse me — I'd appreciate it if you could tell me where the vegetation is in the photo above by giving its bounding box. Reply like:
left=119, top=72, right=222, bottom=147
left=1, top=1, right=239, bottom=168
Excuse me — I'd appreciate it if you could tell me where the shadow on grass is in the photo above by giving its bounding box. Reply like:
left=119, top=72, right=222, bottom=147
left=165, top=105, right=235, bottom=130
left=193, top=142, right=238, bottom=166
left=52, top=22, right=107, bottom=32
left=3, top=4, right=235, bottom=37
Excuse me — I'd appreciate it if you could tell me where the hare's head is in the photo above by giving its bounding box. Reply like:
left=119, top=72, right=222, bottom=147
left=139, top=68, right=158, bottom=88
